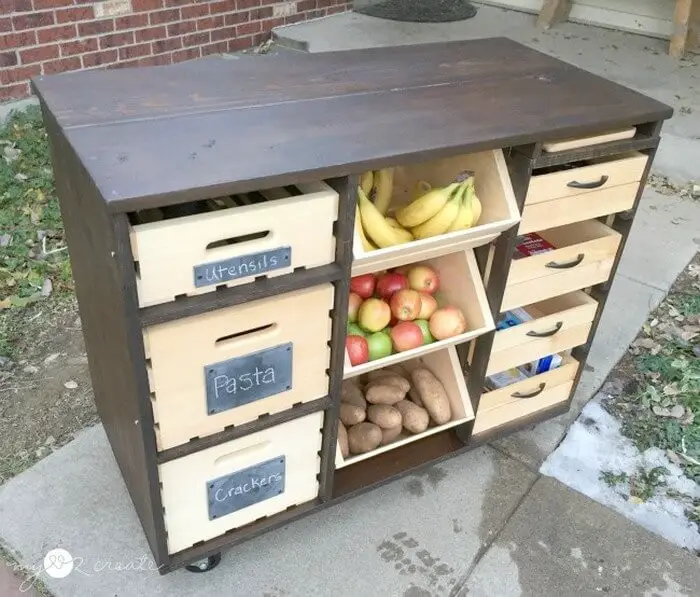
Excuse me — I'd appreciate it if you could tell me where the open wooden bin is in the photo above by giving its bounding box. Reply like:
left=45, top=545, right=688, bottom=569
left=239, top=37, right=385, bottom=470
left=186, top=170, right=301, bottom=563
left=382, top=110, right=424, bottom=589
left=336, top=346, right=474, bottom=468
left=344, top=249, right=494, bottom=378
left=352, top=150, right=519, bottom=275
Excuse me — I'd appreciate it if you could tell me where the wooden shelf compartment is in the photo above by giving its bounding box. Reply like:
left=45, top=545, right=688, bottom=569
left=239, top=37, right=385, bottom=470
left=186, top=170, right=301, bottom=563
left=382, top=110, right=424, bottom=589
left=129, top=181, right=339, bottom=307
left=336, top=346, right=473, bottom=469
left=503, top=219, right=622, bottom=311
left=541, top=127, right=636, bottom=153
left=144, top=284, right=334, bottom=451
left=488, top=290, right=597, bottom=375
left=351, top=149, right=519, bottom=276
left=344, top=249, right=494, bottom=379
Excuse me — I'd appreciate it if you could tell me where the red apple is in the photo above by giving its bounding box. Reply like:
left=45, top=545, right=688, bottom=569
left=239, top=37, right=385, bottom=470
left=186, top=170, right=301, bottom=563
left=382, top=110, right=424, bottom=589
left=346, top=335, right=369, bottom=366
left=350, top=273, right=376, bottom=299
left=348, top=292, right=363, bottom=322
left=390, top=289, right=422, bottom=321
left=417, top=292, right=438, bottom=319
left=375, top=272, right=409, bottom=301
left=429, top=306, right=467, bottom=340
left=407, top=265, right=440, bottom=294
left=390, top=321, right=424, bottom=352
left=358, top=298, right=392, bottom=332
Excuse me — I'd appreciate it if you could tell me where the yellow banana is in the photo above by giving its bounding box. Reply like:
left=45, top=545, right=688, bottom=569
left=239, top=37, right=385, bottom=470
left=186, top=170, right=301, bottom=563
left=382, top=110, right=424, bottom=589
left=410, top=190, right=462, bottom=239
left=413, top=180, right=432, bottom=200
left=358, top=187, right=406, bottom=248
left=373, top=168, right=394, bottom=216
left=470, top=191, right=482, bottom=227
left=446, top=181, right=475, bottom=232
left=356, top=205, right=377, bottom=252
left=385, top=217, right=413, bottom=242
left=397, top=182, right=460, bottom=228
left=360, top=171, right=374, bottom=197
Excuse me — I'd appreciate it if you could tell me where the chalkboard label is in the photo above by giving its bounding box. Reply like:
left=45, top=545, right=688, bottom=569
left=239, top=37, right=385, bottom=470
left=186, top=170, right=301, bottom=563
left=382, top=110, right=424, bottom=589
left=205, top=343, right=293, bottom=415
left=193, top=247, right=291, bottom=288
left=207, top=456, right=285, bottom=520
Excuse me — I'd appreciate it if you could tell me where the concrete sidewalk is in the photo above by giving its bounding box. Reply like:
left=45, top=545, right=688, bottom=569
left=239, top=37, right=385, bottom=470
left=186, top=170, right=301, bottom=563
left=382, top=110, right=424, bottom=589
left=1, top=6, right=699, bottom=596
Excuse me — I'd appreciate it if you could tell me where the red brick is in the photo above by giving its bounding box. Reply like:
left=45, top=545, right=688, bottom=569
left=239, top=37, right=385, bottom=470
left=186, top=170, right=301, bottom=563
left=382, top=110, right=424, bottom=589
left=237, top=20, right=261, bottom=35
left=135, top=25, right=166, bottom=42
left=43, top=56, right=81, bottom=75
left=167, top=21, right=196, bottom=36
left=152, top=37, right=181, bottom=53
left=0, top=51, right=17, bottom=67
left=149, top=9, right=180, bottom=24
left=81, top=49, right=118, bottom=67
left=113, top=58, right=140, bottom=69
left=0, top=17, right=10, bottom=33
left=227, top=35, right=251, bottom=52
left=132, top=0, right=162, bottom=11
left=171, top=46, right=200, bottom=63
left=296, top=0, right=314, bottom=12
left=224, top=11, right=249, bottom=25
left=56, top=7, right=94, bottom=23
left=20, top=44, right=59, bottom=64
left=181, top=4, right=210, bottom=19
left=326, top=5, right=346, bottom=15
left=78, top=20, right=114, bottom=36
left=0, top=64, right=40, bottom=85
left=100, top=31, right=135, bottom=49
left=147, top=52, right=171, bottom=66
left=0, top=30, right=36, bottom=50
left=115, top=14, right=149, bottom=29
left=237, top=0, right=260, bottom=8
left=118, top=42, right=151, bottom=60
left=210, top=0, right=237, bottom=14
left=262, top=17, right=284, bottom=30
left=252, top=31, right=267, bottom=45
left=12, top=11, right=55, bottom=31
left=284, top=13, right=305, bottom=24
left=34, top=0, right=72, bottom=9
left=164, top=0, right=191, bottom=5
left=0, top=0, right=32, bottom=13
left=196, top=15, right=224, bottom=30
left=211, top=25, right=236, bottom=41
left=61, top=38, right=98, bottom=56
left=201, top=40, right=228, bottom=56
left=0, top=82, right=30, bottom=101
left=250, top=6, right=273, bottom=19
left=182, top=31, right=209, bottom=47
left=37, top=24, right=77, bottom=44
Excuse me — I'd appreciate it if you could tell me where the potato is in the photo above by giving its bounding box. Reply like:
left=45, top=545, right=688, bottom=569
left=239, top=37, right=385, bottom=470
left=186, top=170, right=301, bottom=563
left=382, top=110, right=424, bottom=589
left=337, top=421, right=349, bottom=458
left=380, top=424, right=402, bottom=446
left=366, top=373, right=410, bottom=394
left=340, top=403, right=366, bottom=426
left=365, top=384, right=406, bottom=405
left=395, top=400, right=430, bottom=433
left=408, top=385, right=424, bottom=408
left=366, top=370, right=394, bottom=383
left=411, top=368, right=451, bottom=424
left=348, top=422, right=382, bottom=454
left=341, top=380, right=367, bottom=408
left=367, top=404, right=402, bottom=429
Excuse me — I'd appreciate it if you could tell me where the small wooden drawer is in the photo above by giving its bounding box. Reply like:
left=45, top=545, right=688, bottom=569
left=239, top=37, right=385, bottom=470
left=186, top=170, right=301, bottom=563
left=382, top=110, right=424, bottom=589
left=336, top=346, right=474, bottom=468
left=526, top=151, right=647, bottom=206
left=144, top=284, right=334, bottom=451
left=130, top=181, right=339, bottom=307
left=541, top=127, right=636, bottom=153
left=502, top=220, right=621, bottom=311
left=473, top=356, right=579, bottom=435
left=159, top=412, right=323, bottom=554
left=352, top=149, right=519, bottom=276
left=488, top=291, right=597, bottom=375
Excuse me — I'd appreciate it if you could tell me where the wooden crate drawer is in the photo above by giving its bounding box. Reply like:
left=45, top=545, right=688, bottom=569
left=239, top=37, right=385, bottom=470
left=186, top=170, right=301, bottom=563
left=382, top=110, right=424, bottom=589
left=474, top=357, right=579, bottom=435
left=159, top=412, right=323, bottom=554
left=352, top=149, right=519, bottom=276
left=130, top=181, right=338, bottom=307
left=488, top=291, right=597, bottom=375
left=144, top=284, right=334, bottom=451
left=526, top=151, right=647, bottom=206
left=336, top=346, right=474, bottom=468
left=541, top=127, right=636, bottom=153
left=502, top=220, right=621, bottom=311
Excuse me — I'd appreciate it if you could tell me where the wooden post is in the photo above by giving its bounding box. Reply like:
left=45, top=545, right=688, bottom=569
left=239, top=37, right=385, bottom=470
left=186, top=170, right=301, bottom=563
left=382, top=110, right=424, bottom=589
left=537, top=0, right=572, bottom=30
left=670, top=0, right=699, bottom=58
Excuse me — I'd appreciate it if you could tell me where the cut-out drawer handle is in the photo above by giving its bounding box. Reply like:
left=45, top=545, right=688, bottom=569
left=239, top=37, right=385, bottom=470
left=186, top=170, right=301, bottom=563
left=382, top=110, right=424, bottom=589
left=567, top=175, right=609, bottom=189
left=214, top=440, right=271, bottom=467
left=546, top=253, right=584, bottom=269
left=526, top=321, right=563, bottom=338
left=511, top=383, right=546, bottom=399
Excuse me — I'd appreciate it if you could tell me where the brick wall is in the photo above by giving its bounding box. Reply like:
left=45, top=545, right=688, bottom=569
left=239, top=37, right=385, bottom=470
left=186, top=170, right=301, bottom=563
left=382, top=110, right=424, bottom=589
left=0, top=0, right=351, bottom=101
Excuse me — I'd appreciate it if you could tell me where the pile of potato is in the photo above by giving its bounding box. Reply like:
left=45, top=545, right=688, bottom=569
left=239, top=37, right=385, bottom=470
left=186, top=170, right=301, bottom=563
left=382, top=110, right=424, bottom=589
left=337, top=365, right=452, bottom=457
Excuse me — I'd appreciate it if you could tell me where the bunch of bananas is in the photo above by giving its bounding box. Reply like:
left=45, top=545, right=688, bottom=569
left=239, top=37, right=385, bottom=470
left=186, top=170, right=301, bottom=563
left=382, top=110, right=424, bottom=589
left=356, top=169, right=483, bottom=252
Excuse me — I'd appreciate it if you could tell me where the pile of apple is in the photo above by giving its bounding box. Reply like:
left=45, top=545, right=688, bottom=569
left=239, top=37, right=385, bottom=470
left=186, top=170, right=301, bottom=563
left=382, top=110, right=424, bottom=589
left=345, top=264, right=468, bottom=366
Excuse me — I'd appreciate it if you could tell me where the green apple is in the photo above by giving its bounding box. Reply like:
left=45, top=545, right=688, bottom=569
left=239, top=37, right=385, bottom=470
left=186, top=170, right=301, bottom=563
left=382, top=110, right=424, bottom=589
left=414, top=319, right=435, bottom=344
left=347, top=322, right=366, bottom=337
left=366, top=331, right=393, bottom=361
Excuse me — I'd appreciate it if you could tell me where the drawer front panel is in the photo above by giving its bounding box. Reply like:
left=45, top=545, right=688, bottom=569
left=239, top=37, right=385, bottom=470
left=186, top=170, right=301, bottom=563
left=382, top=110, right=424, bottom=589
left=159, top=412, right=323, bottom=554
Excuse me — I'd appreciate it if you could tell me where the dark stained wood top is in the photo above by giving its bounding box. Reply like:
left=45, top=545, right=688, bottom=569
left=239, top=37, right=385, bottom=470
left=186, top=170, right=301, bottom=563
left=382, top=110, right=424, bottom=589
left=32, top=38, right=672, bottom=212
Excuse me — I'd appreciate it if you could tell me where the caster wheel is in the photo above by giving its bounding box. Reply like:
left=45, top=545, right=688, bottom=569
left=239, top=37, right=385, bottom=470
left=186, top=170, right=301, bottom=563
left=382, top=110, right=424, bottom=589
left=185, top=553, right=221, bottom=573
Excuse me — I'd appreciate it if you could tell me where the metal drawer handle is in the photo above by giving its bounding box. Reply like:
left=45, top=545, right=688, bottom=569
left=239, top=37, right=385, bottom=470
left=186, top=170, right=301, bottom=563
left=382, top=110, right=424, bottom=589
left=511, top=383, right=546, bottom=399
left=526, top=321, right=563, bottom=337
left=567, top=175, right=609, bottom=189
left=546, top=253, right=584, bottom=269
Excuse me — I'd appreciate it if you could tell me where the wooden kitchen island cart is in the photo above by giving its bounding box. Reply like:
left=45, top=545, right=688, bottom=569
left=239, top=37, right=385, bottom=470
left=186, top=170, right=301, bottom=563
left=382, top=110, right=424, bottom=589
left=32, top=38, right=672, bottom=574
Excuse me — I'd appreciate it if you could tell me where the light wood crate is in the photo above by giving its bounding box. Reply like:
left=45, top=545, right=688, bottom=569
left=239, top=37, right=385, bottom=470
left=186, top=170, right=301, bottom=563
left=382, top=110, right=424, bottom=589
left=503, top=220, right=621, bottom=311
left=130, top=181, right=339, bottom=307
left=144, top=285, right=334, bottom=451
left=344, top=249, right=494, bottom=378
left=352, top=150, right=519, bottom=276
left=159, top=411, right=324, bottom=554
left=488, top=291, right=597, bottom=375
left=541, top=127, right=636, bottom=153
left=336, top=346, right=473, bottom=468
